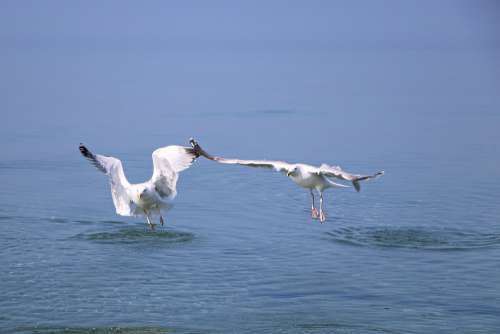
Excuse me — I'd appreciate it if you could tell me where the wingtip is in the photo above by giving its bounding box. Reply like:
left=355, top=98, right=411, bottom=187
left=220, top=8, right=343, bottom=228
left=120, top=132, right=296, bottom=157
left=189, top=137, right=198, bottom=148
left=188, top=138, right=216, bottom=161
left=188, top=138, right=202, bottom=159
left=79, top=144, right=91, bottom=157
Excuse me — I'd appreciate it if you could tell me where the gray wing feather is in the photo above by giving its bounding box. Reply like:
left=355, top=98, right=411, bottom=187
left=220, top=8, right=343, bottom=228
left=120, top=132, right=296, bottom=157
left=319, top=164, right=384, bottom=192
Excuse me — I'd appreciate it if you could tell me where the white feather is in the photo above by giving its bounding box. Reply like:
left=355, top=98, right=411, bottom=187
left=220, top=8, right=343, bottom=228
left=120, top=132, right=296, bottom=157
left=80, top=144, right=197, bottom=217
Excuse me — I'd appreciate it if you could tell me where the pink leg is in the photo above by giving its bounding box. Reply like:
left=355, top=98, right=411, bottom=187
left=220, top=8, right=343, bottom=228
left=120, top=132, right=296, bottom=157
left=310, top=190, right=319, bottom=219
left=319, top=192, right=326, bottom=223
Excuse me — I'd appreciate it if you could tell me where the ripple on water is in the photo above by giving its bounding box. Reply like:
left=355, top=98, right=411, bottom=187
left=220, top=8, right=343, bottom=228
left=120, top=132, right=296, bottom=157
left=10, top=326, right=188, bottom=334
left=251, top=109, right=297, bottom=116
left=73, top=227, right=194, bottom=245
left=324, top=226, right=500, bottom=250
left=73, top=219, right=127, bottom=226
left=295, top=322, right=398, bottom=334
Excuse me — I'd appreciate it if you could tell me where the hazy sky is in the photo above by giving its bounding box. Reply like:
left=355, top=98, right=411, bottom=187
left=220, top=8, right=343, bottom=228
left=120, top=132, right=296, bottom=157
left=1, top=1, right=499, bottom=162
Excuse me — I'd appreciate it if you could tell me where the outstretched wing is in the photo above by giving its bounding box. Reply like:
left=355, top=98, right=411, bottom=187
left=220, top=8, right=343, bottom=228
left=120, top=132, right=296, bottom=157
left=319, top=163, right=384, bottom=192
left=189, top=138, right=293, bottom=173
left=213, top=157, right=294, bottom=173
left=79, top=144, right=134, bottom=216
left=151, top=145, right=199, bottom=199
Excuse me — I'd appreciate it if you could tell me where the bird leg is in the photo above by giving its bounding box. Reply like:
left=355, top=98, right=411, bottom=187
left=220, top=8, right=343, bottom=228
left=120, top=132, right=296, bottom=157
left=319, top=192, right=326, bottom=223
left=160, top=215, right=165, bottom=226
left=310, top=190, right=319, bottom=219
left=144, top=211, right=156, bottom=231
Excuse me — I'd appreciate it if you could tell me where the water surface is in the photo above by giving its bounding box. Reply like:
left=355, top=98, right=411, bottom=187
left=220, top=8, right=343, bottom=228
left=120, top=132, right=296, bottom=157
left=1, top=2, right=500, bottom=333
left=1, top=108, right=500, bottom=333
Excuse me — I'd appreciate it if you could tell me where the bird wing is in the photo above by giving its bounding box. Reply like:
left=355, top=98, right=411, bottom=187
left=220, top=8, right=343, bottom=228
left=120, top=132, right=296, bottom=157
left=214, top=157, right=294, bottom=173
left=188, top=138, right=293, bottom=173
left=151, top=145, right=199, bottom=199
left=318, top=163, right=384, bottom=192
left=79, top=144, right=134, bottom=216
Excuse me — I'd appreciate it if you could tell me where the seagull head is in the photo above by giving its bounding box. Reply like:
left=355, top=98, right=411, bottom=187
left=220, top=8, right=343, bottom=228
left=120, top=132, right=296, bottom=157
left=287, top=167, right=298, bottom=177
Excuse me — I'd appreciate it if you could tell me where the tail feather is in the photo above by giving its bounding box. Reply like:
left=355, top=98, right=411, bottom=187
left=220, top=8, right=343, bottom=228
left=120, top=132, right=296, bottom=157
left=352, top=171, right=384, bottom=192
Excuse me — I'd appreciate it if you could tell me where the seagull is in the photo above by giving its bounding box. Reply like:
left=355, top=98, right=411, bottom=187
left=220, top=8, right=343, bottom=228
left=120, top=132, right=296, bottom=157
left=79, top=142, right=201, bottom=230
left=190, top=138, right=383, bottom=223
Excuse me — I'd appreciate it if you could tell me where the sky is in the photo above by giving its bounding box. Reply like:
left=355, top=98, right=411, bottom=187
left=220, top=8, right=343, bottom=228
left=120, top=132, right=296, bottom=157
left=1, top=1, right=499, bottom=163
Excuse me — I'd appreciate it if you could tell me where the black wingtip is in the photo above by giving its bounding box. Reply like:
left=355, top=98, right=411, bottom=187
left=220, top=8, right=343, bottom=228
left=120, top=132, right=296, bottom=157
left=188, top=137, right=215, bottom=160
left=79, top=144, right=91, bottom=158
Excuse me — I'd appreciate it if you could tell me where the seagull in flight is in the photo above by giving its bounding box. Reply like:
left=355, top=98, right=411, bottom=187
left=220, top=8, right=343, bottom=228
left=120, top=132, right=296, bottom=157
left=79, top=142, right=201, bottom=230
left=190, top=139, right=383, bottom=223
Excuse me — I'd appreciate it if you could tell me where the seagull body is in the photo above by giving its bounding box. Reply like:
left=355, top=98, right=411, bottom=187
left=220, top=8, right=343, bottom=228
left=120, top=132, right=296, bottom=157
left=287, top=163, right=346, bottom=191
left=79, top=144, right=200, bottom=229
left=190, top=139, right=383, bottom=223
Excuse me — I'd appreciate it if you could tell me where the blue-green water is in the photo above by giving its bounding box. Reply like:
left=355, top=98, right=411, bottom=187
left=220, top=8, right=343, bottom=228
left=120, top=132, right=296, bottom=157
left=1, top=110, right=500, bottom=334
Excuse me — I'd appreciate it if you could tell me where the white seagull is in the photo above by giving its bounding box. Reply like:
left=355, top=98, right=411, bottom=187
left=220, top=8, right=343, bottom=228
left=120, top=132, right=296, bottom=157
left=190, top=139, right=383, bottom=223
left=79, top=142, right=201, bottom=230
